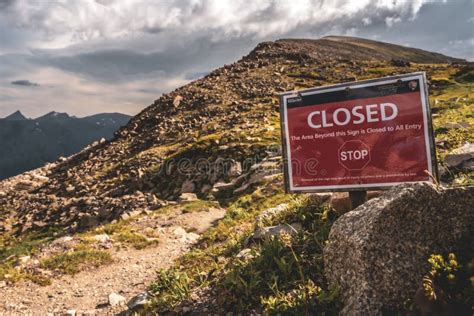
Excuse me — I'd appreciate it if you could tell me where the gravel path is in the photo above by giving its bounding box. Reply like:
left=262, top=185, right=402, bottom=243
left=0, top=208, right=226, bottom=315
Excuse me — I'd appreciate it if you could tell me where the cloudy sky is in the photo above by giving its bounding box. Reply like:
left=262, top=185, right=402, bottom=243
left=0, top=0, right=472, bottom=118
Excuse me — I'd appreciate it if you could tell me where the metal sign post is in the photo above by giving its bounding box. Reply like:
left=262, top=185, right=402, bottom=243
left=279, top=72, right=438, bottom=197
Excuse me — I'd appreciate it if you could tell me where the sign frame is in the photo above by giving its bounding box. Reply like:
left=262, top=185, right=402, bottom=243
left=279, top=72, right=438, bottom=193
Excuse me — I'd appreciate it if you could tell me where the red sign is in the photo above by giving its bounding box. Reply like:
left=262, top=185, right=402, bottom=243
left=280, top=72, right=437, bottom=192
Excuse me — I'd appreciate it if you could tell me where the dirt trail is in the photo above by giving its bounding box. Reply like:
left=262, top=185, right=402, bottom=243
left=0, top=208, right=226, bottom=315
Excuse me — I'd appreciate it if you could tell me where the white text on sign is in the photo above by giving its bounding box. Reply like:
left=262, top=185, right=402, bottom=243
left=340, top=149, right=369, bottom=161
left=307, top=103, right=398, bottom=128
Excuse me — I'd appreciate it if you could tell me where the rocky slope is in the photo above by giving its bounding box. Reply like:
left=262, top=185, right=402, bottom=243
left=0, top=111, right=131, bottom=180
left=0, top=36, right=468, bottom=232
left=0, top=36, right=472, bottom=315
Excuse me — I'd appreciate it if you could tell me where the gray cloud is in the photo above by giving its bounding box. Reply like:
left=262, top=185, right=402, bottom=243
left=0, top=0, right=472, bottom=118
left=11, top=79, right=39, bottom=87
left=28, top=35, right=252, bottom=84
left=0, top=0, right=434, bottom=51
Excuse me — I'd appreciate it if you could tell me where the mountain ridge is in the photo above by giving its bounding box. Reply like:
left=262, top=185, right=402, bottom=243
left=0, top=111, right=131, bottom=179
left=1, top=110, right=132, bottom=121
left=320, top=35, right=467, bottom=63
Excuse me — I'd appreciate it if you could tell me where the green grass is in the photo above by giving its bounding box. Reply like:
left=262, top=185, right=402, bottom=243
left=115, top=231, right=158, bottom=250
left=147, top=181, right=289, bottom=310
left=181, top=200, right=219, bottom=213
left=286, top=71, right=325, bottom=80
left=0, top=227, right=62, bottom=262
left=218, top=196, right=340, bottom=314
left=83, top=216, right=160, bottom=250
left=147, top=181, right=342, bottom=314
left=429, top=79, right=473, bottom=185
left=41, top=249, right=112, bottom=275
left=0, top=227, right=63, bottom=284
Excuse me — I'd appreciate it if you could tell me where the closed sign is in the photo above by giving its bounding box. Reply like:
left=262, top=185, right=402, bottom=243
left=279, top=72, right=437, bottom=192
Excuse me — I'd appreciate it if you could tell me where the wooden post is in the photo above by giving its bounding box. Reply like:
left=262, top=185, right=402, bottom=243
left=349, top=190, right=367, bottom=210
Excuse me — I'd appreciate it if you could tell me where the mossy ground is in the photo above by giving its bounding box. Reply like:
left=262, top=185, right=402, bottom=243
left=0, top=227, right=62, bottom=284
left=40, top=249, right=113, bottom=275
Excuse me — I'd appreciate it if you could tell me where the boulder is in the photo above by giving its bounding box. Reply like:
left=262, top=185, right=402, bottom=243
left=324, top=183, right=473, bottom=315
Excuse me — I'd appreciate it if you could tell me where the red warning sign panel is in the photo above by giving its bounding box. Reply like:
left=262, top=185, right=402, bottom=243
left=280, top=72, right=437, bottom=192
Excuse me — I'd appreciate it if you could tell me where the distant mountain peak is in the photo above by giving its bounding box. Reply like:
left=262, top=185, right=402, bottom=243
left=4, top=110, right=27, bottom=121
left=46, top=111, right=68, bottom=117
left=37, top=111, right=71, bottom=121
left=0, top=110, right=131, bottom=179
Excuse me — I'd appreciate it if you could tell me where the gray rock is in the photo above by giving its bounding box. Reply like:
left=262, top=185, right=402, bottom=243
left=49, top=236, right=76, bottom=251
left=17, top=255, right=31, bottom=265
left=329, top=192, right=351, bottom=214
left=255, top=203, right=289, bottom=228
left=108, top=293, right=126, bottom=306
left=440, top=122, right=471, bottom=129
left=172, top=227, right=200, bottom=243
left=93, top=234, right=110, bottom=243
left=444, top=142, right=474, bottom=171
left=212, top=181, right=235, bottom=192
left=255, top=194, right=331, bottom=228
left=178, top=193, right=198, bottom=202
left=227, top=160, right=242, bottom=177
left=236, top=248, right=256, bottom=261
left=93, top=234, right=113, bottom=248
left=14, top=180, right=37, bottom=191
left=181, top=306, right=192, bottom=313
left=127, top=292, right=150, bottom=312
left=324, top=183, right=474, bottom=315
left=79, top=214, right=100, bottom=229
left=180, top=180, right=195, bottom=193
left=253, top=222, right=303, bottom=240
left=200, top=184, right=212, bottom=194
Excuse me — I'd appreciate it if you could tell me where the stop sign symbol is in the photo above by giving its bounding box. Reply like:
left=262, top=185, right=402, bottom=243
left=338, top=140, right=371, bottom=170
